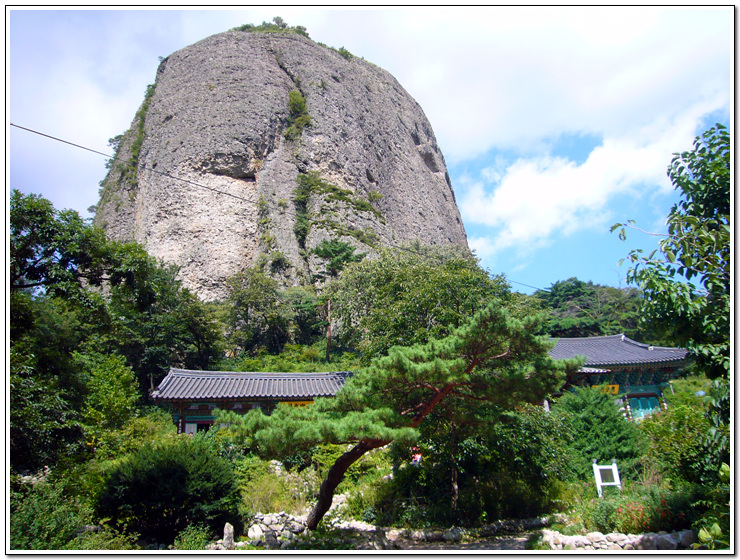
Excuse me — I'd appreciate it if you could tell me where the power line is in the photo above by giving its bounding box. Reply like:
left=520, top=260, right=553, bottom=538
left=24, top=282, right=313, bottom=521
left=10, top=123, right=112, bottom=158
left=10, top=122, right=251, bottom=203
left=11, top=122, right=549, bottom=293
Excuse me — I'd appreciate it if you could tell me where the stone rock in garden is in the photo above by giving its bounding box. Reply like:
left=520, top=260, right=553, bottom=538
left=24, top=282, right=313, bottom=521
left=587, top=531, right=606, bottom=543
left=572, top=535, right=592, bottom=548
left=633, top=534, right=657, bottom=550
left=288, top=521, right=305, bottom=533
left=656, top=532, right=679, bottom=550
left=264, top=533, right=279, bottom=549
left=442, top=527, right=462, bottom=542
left=678, top=529, right=697, bottom=548
left=385, top=529, right=403, bottom=542
left=95, top=29, right=468, bottom=301
left=371, top=529, right=392, bottom=550
left=248, top=524, right=264, bottom=540
left=409, top=529, right=426, bottom=541
left=223, top=523, right=234, bottom=550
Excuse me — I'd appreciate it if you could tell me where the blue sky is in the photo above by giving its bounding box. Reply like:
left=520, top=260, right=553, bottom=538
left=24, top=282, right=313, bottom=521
left=7, top=7, right=732, bottom=294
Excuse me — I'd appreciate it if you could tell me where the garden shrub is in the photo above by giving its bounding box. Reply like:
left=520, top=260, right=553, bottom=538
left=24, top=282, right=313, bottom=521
left=10, top=478, right=90, bottom=550
left=570, top=483, right=700, bottom=534
left=639, top=404, right=711, bottom=485
left=234, top=455, right=320, bottom=517
left=553, top=387, right=645, bottom=479
left=172, top=524, right=212, bottom=550
left=96, top=436, right=242, bottom=544
left=367, top=406, right=572, bottom=528
left=64, top=525, right=139, bottom=551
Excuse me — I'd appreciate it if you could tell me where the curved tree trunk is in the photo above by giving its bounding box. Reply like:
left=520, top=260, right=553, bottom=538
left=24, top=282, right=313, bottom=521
left=306, top=438, right=389, bottom=530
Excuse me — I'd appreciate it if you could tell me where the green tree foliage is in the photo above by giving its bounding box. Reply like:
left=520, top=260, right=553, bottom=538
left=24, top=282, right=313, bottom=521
left=226, top=267, right=292, bottom=355
left=639, top=403, right=711, bottom=485
left=10, top=192, right=222, bottom=471
left=10, top=346, right=85, bottom=473
left=613, top=124, right=730, bottom=380
left=10, top=474, right=139, bottom=551
left=218, top=301, right=577, bottom=529
left=535, top=277, right=644, bottom=340
left=96, top=436, right=242, bottom=544
left=106, top=262, right=223, bottom=393
left=10, top=477, right=94, bottom=550
left=311, top=238, right=366, bottom=279
left=75, top=352, right=139, bottom=437
left=553, top=387, right=645, bottom=480
left=379, top=404, right=573, bottom=526
left=281, top=286, right=325, bottom=346
left=11, top=189, right=121, bottom=296
left=327, top=243, right=512, bottom=361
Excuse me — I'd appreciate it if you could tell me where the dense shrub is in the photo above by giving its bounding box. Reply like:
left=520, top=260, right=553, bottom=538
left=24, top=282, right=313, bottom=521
left=553, top=387, right=645, bottom=479
left=172, top=524, right=212, bottom=551
left=10, top=478, right=90, bottom=550
left=96, top=436, right=242, bottom=544
left=569, top=483, right=701, bottom=534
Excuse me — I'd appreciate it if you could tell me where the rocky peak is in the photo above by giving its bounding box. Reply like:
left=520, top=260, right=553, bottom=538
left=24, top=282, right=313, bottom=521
left=95, top=28, right=468, bottom=301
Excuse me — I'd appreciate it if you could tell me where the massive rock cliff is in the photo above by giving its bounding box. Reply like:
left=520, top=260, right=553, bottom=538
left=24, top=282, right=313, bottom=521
left=95, top=28, right=468, bottom=301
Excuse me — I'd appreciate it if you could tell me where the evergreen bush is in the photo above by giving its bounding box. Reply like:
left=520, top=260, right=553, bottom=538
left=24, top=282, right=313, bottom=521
left=96, top=436, right=241, bottom=544
left=553, top=386, right=645, bottom=479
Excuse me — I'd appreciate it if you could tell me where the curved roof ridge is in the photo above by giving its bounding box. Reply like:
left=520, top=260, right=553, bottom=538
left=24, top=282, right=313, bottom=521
left=168, top=368, right=351, bottom=377
left=153, top=368, right=352, bottom=401
left=550, top=333, right=624, bottom=342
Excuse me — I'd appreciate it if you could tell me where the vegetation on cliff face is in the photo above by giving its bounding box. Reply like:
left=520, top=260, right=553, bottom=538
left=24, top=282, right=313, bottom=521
left=95, top=83, right=156, bottom=217
left=293, top=171, right=384, bottom=264
left=232, top=16, right=310, bottom=38
left=284, top=89, right=312, bottom=141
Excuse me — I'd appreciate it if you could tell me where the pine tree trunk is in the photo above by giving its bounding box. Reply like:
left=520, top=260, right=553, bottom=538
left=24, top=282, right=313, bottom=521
left=306, top=438, right=388, bottom=530
left=451, top=466, right=459, bottom=512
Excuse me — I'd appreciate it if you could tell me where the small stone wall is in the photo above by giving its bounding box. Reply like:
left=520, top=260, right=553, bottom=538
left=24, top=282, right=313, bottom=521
left=539, top=528, right=697, bottom=550
left=238, top=512, right=396, bottom=550
left=238, top=512, right=569, bottom=550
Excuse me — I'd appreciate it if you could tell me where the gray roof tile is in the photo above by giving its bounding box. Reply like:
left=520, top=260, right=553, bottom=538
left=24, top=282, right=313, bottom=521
left=549, top=334, right=689, bottom=367
left=152, top=369, right=351, bottom=401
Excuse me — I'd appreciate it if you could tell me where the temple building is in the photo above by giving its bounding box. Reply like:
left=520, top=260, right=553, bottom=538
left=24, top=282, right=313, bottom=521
left=548, top=334, right=690, bottom=419
left=152, top=335, right=689, bottom=431
left=151, top=369, right=351, bottom=434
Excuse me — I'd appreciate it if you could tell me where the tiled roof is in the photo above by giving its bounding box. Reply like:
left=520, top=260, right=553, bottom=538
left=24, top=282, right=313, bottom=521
left=151, top=368, right=351, bottom=402
left=549, top=334, right=689, bottom=367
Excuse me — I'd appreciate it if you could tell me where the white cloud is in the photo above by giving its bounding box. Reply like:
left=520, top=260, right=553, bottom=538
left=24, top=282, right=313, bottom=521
left=458, top=110, right=721, bottom=256
left=340, top=7, right=731, bottom=164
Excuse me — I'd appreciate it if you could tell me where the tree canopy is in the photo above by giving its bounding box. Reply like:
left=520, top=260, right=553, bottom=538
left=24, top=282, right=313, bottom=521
left=326, top=243, right=512, bottom=361
left=613, top=124, right=730, bottom=380
left=10, top=191, right=223, bottom=471
left=535, top=277, right=644, bottom=340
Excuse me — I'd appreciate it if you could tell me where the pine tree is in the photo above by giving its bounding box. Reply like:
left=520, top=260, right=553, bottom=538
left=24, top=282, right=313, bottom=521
left=218, top=300, right=579, bottom=529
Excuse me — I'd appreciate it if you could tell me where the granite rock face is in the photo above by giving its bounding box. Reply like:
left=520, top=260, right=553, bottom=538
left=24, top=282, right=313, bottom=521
left=95, top=30, right=468, bottom=300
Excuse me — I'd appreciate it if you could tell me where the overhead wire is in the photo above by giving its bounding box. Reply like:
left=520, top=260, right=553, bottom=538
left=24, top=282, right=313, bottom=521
left=10, top=122, right=548, bottom=292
